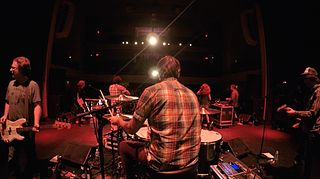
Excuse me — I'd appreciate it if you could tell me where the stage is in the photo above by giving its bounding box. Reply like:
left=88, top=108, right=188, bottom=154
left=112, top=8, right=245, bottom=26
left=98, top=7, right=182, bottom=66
left=35, top=117, right=301, bottom=178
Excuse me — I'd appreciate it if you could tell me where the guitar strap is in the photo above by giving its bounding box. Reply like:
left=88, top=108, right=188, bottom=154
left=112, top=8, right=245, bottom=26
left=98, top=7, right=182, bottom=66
left=23, top=81, right=31, bottom=127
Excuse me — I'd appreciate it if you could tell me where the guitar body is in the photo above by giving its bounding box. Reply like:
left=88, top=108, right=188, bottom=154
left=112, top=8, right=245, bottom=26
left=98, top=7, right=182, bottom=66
left=0, top=118, right=27, bottom=143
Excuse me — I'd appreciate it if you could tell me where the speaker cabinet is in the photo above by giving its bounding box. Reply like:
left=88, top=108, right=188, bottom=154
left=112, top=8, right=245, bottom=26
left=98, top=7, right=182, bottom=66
left=62, top=143, right=94, bottom=166
left=226, top=138, right=250, bottom=158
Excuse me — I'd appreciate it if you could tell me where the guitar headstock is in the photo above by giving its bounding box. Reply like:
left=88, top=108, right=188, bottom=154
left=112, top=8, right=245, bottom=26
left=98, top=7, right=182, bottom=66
left=53, top=120, right=71, bottom=129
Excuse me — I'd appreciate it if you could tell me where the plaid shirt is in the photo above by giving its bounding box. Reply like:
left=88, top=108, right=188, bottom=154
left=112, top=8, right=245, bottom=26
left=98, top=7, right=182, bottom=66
left=108, top=84, right=130, bottom=105
left=133, top=77, right=201, bottom=171
left=109, top=84, right=130, bottom=96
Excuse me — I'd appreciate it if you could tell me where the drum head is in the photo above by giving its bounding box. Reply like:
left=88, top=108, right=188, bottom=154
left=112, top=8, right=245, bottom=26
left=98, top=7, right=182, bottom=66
left=200, top=130, right=222, bottom=143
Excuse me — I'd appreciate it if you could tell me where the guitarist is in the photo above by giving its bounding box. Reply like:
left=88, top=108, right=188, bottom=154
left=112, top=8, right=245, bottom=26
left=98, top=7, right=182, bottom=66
left=280, top=67, right=320, bottom=179
left=0, top=56, right=42, bottom=179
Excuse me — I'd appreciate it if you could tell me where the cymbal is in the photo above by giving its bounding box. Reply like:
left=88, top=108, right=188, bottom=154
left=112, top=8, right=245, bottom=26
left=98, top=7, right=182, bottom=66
left=105, top=94, right=139, bottom=102
left=103, top=113, right=133, bottom=121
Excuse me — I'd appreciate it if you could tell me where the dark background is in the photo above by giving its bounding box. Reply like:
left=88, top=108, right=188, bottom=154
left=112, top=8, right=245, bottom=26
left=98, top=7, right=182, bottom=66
left=0, top=1, right=319, bottom=119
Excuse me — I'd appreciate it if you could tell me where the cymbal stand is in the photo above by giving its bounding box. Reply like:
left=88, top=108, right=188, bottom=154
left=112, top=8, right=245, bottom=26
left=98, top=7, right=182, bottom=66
left=106, top=126, right=125, bottom=177
left=75, top=107, right=108, bottom=179
left=110, top=103, right=127, bottom=177
left=88, top=90, right=115, bottom=179
left=90, top=111, right=106, bottom=179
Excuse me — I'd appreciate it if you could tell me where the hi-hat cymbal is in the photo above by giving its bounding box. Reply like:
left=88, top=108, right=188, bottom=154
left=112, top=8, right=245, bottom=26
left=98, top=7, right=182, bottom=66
left=105, top=94, right=139, bottom=102
left=103, top=113, right=133, bottom=121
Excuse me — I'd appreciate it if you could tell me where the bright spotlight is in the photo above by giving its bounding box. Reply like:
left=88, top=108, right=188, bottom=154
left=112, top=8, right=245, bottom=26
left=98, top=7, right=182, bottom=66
left=147, top=33, right=159, bottom=46
left=151, top=70, right=159, bottom=77
left=149, top=67, right=159, bottom=79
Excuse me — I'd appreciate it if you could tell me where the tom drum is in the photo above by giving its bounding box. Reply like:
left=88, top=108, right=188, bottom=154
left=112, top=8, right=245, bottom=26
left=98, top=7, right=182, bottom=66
left=198, top=129, right=223, bottom=174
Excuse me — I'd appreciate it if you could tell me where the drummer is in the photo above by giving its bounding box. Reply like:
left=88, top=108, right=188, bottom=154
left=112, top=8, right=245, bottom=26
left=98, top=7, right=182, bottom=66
left=109, top=55, right=201, bottom=178
left=108, top=75, right=130, bottom=114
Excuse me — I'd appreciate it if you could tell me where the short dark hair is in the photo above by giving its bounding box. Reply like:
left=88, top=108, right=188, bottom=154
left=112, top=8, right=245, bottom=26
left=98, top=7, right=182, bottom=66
left=13, top=56, right=31, bottom=76
left=112, top=75, right=123, bottom=84
left=157, top=55, right=181, bottom=80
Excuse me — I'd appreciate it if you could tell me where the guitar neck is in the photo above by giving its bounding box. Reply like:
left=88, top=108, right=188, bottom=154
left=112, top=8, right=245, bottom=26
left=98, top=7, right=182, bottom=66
left=1, top=119, right=71, bottom=143
left=15, top=121, right=71, bottom=133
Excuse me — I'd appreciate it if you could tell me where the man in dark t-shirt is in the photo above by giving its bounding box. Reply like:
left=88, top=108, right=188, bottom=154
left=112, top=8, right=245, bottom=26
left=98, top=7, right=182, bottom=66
left=0, top=56, right=42, bottom=179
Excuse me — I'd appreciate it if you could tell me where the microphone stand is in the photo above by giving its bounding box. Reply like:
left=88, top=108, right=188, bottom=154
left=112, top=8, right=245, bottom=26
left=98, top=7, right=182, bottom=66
left=96, top=112, right=106, bottom=179
left=259, top=95, right=268, bottom=154
left=76, top=103, right=117, bottom=179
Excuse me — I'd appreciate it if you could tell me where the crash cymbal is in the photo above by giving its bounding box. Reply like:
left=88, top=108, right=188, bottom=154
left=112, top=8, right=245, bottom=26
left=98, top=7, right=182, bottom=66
left=105, top=94, right=139, bottom=102
left=103, top=113, right=133, bottom=121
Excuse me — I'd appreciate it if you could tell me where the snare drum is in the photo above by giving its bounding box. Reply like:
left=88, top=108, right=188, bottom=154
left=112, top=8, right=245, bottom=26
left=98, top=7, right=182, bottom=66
left=198, top=129, right=223, bottom=174
left=135, top=127, right=150, bottom=142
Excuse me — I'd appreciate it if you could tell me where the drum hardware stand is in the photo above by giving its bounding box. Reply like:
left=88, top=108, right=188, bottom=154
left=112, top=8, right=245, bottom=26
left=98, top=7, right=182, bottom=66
left=106, top=126, right=124, bottom=176
left=108, top=106, right=129, bottom=177
left=76, top=104, right=117, bottom=179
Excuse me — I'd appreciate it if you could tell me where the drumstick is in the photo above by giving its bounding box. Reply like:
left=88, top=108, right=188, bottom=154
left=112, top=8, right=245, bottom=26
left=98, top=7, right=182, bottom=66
left=277, top=104, right=287, bottom=112
left=99, top=90, right=113, bottom=117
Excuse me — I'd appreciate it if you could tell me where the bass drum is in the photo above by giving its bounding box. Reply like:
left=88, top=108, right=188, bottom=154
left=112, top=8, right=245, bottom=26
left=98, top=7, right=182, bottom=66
left=198, top=130, right=223, bottom=174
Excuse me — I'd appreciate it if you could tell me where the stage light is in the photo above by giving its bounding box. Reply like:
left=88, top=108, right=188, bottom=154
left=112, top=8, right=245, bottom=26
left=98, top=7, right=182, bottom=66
left=149, top=67, right=159, bottom=79
left=151, top=70, right=159, bottom=77
left=147, top=33, right=159, bottom=46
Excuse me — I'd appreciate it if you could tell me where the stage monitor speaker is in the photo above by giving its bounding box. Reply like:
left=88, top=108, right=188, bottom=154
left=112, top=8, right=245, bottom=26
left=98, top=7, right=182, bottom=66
left=61, top=143, right=94, bottom=166
left=226, top=138, right=251, bottom=158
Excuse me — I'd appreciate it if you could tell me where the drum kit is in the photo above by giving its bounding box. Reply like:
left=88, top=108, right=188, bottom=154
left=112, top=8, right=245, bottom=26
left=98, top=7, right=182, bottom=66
left=83, top=94, right=224, bottom=177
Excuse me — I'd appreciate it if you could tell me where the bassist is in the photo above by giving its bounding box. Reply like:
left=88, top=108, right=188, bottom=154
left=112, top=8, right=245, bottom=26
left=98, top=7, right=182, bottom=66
left=0, top=56, right=42, bottom=179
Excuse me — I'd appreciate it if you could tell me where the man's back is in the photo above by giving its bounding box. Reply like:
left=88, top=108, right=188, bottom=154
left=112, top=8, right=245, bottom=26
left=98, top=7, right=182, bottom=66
left=134, top=78, right=201, bottom=170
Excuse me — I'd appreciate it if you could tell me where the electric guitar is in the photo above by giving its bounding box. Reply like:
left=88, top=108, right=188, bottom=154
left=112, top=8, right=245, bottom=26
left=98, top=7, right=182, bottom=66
left=0, top=118, right=71, bottom=143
